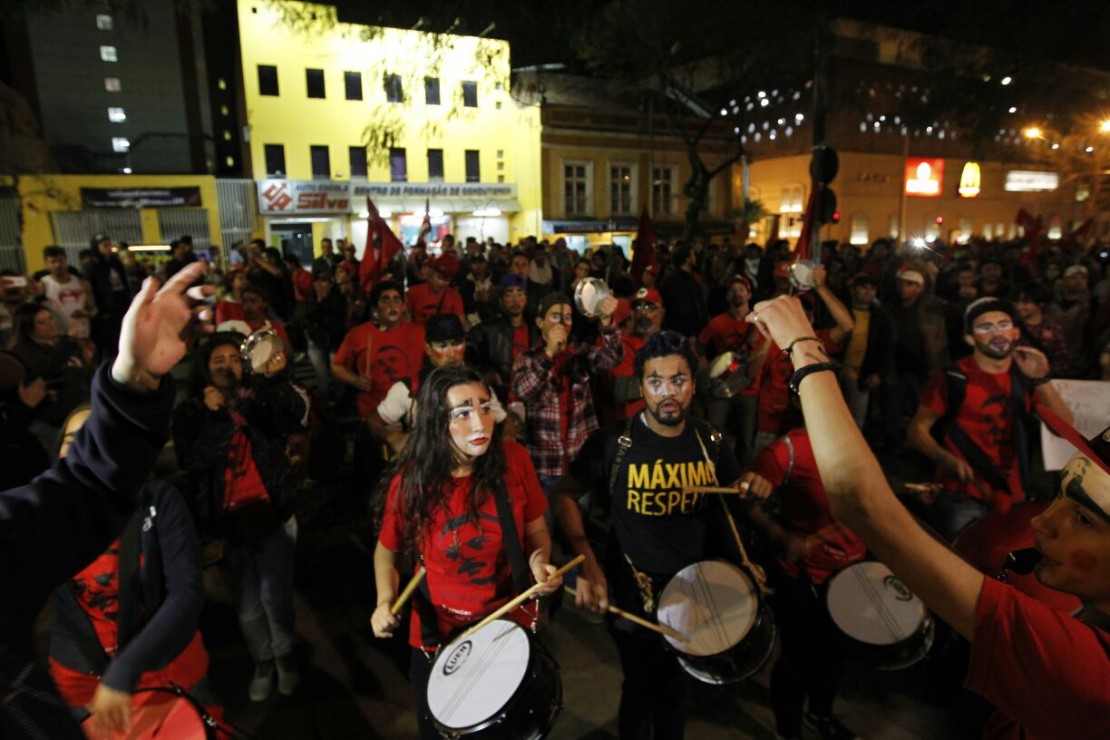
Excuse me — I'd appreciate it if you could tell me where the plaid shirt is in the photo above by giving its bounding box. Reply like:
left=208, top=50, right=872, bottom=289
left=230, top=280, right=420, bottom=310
left=512, top=326, right=624, bottom=477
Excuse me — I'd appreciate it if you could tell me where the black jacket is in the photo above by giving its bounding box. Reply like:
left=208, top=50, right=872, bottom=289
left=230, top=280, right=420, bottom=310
left=467, top=315, right=533, bottom=386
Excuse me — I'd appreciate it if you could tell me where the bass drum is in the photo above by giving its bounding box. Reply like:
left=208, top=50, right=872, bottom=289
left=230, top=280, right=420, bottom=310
left=656, top=560, right=776, bottom=685
left=825, top=561, right=934, bottom=670
left=954, top=500, right=1080, bottom=614
left=427, top=619, right=562, bottom=739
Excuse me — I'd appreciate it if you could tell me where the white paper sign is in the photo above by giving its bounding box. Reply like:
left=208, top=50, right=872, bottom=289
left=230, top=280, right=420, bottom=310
left=1040, top=379, right=1110, bottom=470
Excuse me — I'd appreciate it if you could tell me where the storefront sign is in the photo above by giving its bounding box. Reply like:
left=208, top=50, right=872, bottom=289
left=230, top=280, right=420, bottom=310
left=351, top=182, right=517, bottom=199
left=258, top=180, right=351, bottom=214
left=904, top=159, right=944, bottom=197
left=958, top=162, right=981, bottom=198
left=1005, top=171, right=1058, bottom=192
left=81, top=187, right=202, bottom=208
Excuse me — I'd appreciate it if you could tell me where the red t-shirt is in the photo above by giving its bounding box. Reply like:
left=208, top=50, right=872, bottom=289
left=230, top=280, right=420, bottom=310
left=70, top=542, right=126, bottom=656
left=378, top=441, right=547, bottom=648
left=511, top=323, right=531, bottom=360
left=334, top=321, right=426, bottom=416
left=214, top=300, right=244, bottom=325
left=608, top=333, right=646, bottom=419
left=244, top=318, right=289, bottom=343
left=757, top=329, right=839, bottom=435
left=699, top=312, right=752, bottom=359
left=406, top=283, right=464, bottom=325
left=920, top=355, right=1033, bottom=509
left=966, top=577, right=1110, bottom=740
left=748, top=429, right=866, bottom=584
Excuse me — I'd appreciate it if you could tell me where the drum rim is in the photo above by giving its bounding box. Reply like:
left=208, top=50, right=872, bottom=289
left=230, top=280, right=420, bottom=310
left=676, top=600, right=777, bottom=685
left=658, top=560, right=760, bottom=655
left=825, top=561, right=928, bottom=647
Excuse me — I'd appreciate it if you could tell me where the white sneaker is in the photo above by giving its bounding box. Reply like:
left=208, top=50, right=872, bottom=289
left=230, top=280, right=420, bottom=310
left=248, top=660, right=275, bottom=702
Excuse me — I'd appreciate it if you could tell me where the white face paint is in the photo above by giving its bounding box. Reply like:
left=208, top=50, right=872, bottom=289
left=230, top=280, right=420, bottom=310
left=641, top=355, right=694, bottom=428
left=446, top=382, right=496, bottom=464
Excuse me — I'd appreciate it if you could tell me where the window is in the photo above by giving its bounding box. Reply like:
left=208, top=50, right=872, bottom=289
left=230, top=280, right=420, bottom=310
left=427, top=149, right=444, bottom=181
left=780, top=184, right=804, bottom=214
left=389, top=148, right=407, bottom=182
left=464, top=150, right=480, bottom=182
left=107, top=106, right=126, bottom=123
left=306, top=68, right=325, bottom=99
left=96, top=14, right=112, bottom=30
left=608, top=164, right=634, bottom=214
left=849, top=214, right=869, bottom=245
left=349, top=146, right=367, bottom=179
left=264, top=144, right=286, bottom=176
left=384, top=73, right=403, bottom=103
left=258, top=65, right=279, bottom=96
left=461, top=81, right=478, bottom=108
left=111, top=137, right=129, bottom=153
left=564, top=162, right=591, bottom=215
left=100, top=46, right=117, bottom=62
left=104, top=77, right=121, bottom=92
left=344, top=71, right=362, bottom=101
left=425, top=77, right=440, bottom=105
left=310, top=145, right=330, bottom=179
left=652, top=167, right=675, bottom=215
left=610, top=164, right=634, bottom=216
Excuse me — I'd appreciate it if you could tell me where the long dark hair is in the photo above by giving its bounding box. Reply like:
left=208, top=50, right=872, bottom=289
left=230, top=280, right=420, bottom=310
left=7, top=303, right=51, bottom=350
left=383, top=365, right=507, bottom=553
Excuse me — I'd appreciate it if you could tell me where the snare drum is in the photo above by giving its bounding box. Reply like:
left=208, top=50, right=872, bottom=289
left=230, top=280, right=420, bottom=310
left=427, top=619, right=562, bottom=738
left=707, top=352, right=748, bottom=398
left=825, top=561, right=934, bottom=670
left=955, top=501, right=1080, bottom=613
left=656, top=560, right=776, bottom=685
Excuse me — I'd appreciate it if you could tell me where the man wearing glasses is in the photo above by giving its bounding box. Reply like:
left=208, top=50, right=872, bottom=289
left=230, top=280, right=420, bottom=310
left=908, top=297, right=1073, bottom=540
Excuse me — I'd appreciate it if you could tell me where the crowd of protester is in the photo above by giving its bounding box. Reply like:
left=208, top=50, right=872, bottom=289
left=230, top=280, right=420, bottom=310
left=2, top=224, right=1109, bottom=739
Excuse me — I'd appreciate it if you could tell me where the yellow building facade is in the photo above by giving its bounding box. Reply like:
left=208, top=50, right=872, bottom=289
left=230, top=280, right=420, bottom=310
left=238, top=0, right=542, bottom=256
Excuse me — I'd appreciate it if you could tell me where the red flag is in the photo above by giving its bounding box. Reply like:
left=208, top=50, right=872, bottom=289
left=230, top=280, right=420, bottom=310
left=419, top=197, right=432, bottom=238
left=359, top=197, right=404, bottom=292
left=1072, top=217, right=1095, bottom=242
left=1015, top=208, right=1045, bottom=270
left=630, top=205, right=659, bottom=286
left=793, top=187, right=819, bottom=262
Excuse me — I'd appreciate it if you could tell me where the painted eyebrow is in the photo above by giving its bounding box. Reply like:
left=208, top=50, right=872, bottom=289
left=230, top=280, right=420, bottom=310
left=449, top=398, right=492, bottom=412
left=1065, top=478, right=1110, bottom=524
left=646, top=371, right=689, bottom=381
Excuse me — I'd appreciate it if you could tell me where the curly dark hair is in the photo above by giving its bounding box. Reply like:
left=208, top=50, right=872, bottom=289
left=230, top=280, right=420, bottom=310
left=378, top=364, right=507, bottom=554
left=633, top=329, right=698, bottom=381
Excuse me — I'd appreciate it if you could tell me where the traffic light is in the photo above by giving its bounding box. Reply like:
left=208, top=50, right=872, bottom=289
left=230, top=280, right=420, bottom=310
left=816, top=186, right=838, bottom=225
left=935, top=215, right=944, bottom=225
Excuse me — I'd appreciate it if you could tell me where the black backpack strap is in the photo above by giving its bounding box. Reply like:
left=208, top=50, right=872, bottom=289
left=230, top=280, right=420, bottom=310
left=606, top=416, right=637, bottom=503
left=932, top=366, right=967, bottom=443
left=115, top=508, right=144, bottom=648
left=491, top=483, right=531, bottom=595
left=1009, top=364, right=1033, bottom=495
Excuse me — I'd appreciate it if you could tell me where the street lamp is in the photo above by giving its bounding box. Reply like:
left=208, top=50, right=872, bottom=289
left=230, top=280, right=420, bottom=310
left=1023, top=126, right=1043, bottom=140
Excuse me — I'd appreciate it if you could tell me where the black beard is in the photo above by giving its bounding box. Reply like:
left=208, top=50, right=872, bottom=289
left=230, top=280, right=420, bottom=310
left=646, top=399, right=688, bottom=427
left=634, top=317, right=654, bottom=334
left=975, top=338, right=1015, bottom=360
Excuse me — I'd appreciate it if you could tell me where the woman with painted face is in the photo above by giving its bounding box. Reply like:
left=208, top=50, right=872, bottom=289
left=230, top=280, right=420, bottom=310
left=370, top=365, right=561, bottom=739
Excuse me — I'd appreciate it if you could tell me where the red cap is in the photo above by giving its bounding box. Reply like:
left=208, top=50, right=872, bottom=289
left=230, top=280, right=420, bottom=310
left=632, top=287, right=663, bottom=306
left=728, top=275, right=753, bottom=292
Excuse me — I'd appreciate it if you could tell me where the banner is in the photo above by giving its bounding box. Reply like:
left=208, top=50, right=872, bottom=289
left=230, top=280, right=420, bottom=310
left=81, top=187, right=202, bottom=208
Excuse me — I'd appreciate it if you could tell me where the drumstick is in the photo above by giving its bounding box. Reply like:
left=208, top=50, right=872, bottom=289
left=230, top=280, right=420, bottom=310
left=564, top=587, right=686, bottom=641
left=457, top=555, right=585, bottom=640
left=683, top=483, right=751, bottom=495
left=390, top=567, right=426, bottom=616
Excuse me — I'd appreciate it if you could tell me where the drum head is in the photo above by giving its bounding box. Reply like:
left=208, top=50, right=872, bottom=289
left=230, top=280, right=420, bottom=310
left=428, top=620, right=531, bottom=731
left=240, top=328, right=280, bottom=373
left=573, top=277, right=610, bottom=317
left=657, top=561, right=757, bottom=656
left=708, top=352, right=740, bottom=380
left=788, top=260, right=817, bottom=291
left=826, top=562, right=926, bottom=647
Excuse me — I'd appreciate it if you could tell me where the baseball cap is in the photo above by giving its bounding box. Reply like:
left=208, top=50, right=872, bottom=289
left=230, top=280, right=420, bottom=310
left=727, top=275, right=753, bottom=292
left=1064, top=265, right=1088, bottom=278
left=499, top=274, right=527, bottom=292
left=849, top=272, right=877, bottom=287
left=425, top=314, right=465, bottom=343
left=897, top=268, right=925, bottom=286
left=964, top=297, right=1016, bottom=334
left=632, top=287, right=663, bottom=306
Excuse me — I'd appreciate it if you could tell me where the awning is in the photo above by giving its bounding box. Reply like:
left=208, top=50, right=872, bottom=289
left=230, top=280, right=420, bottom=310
left=365, top=198, right=521, bottom=215
left=543, top=217, right=640, bottom=234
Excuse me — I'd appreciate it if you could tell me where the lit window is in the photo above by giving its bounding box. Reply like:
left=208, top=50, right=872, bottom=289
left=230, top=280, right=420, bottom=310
left=104, top=77, right=121, bottom=92
left=111, top=137, right=130, bottom=152
left=610, top=164, right=634, bottom=215
left=96, top=14, right=112, bottom=30
left=220, top=105, right=229, bottom=116
left=107, top=107, right=126, bottom=123
left=849, top=214, right=869, bottom=245
left=218, top=78, right=227, bottom=91
left=100, top=46, right=118, bottom=62
left=564, top=162, right=591, bottom=215
left=652, top=167, right=675, bottom=216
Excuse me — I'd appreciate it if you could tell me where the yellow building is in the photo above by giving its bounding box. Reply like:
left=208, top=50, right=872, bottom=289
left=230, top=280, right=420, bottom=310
left=237, top=0, right=541, bottom=257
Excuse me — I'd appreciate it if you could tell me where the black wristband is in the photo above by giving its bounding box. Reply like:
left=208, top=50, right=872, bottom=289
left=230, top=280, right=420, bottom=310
left=788, top=362, right=837, bottom=395
left=1028, top=375, right=1051, bottom=387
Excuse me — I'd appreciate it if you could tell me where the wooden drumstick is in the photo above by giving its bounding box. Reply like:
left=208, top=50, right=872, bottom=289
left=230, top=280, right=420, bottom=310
left=390, top=567, right=426, bottom=616
left=683, top=483, right=751, bottom=495
left=564, top=587, right=686, bottom=642
left=457, top=555, right=585, bottom=640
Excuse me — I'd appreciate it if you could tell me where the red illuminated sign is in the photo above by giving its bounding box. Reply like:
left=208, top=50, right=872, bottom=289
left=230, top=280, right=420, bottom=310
left=904, top=159, right=944, bottom=197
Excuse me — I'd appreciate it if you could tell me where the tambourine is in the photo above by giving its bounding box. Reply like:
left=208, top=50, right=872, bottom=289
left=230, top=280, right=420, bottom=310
left=240, top=328, right=282, bottom=374
left=788, top=260, right=819, bottom=292
left=573, top=277, right=611, bottom=318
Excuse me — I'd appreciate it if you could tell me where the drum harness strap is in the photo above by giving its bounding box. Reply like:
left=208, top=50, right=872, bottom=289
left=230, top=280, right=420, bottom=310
left=607, top=415, right=769, bottom=614
left=413, top=482, right=534, bottom=660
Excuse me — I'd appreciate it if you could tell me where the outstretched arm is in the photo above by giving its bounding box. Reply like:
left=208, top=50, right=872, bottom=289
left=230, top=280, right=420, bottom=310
left=748, top=296, right=984, bottom=639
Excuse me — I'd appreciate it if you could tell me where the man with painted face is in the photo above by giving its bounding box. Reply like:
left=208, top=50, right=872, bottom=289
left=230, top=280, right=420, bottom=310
left=369, top=314, right=507, bottom=455
left=554, top=331, right=770, bottom=740
left=747, top=294, right=1110, bottom=740
left=909, top=297, right=1074, bottom=540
